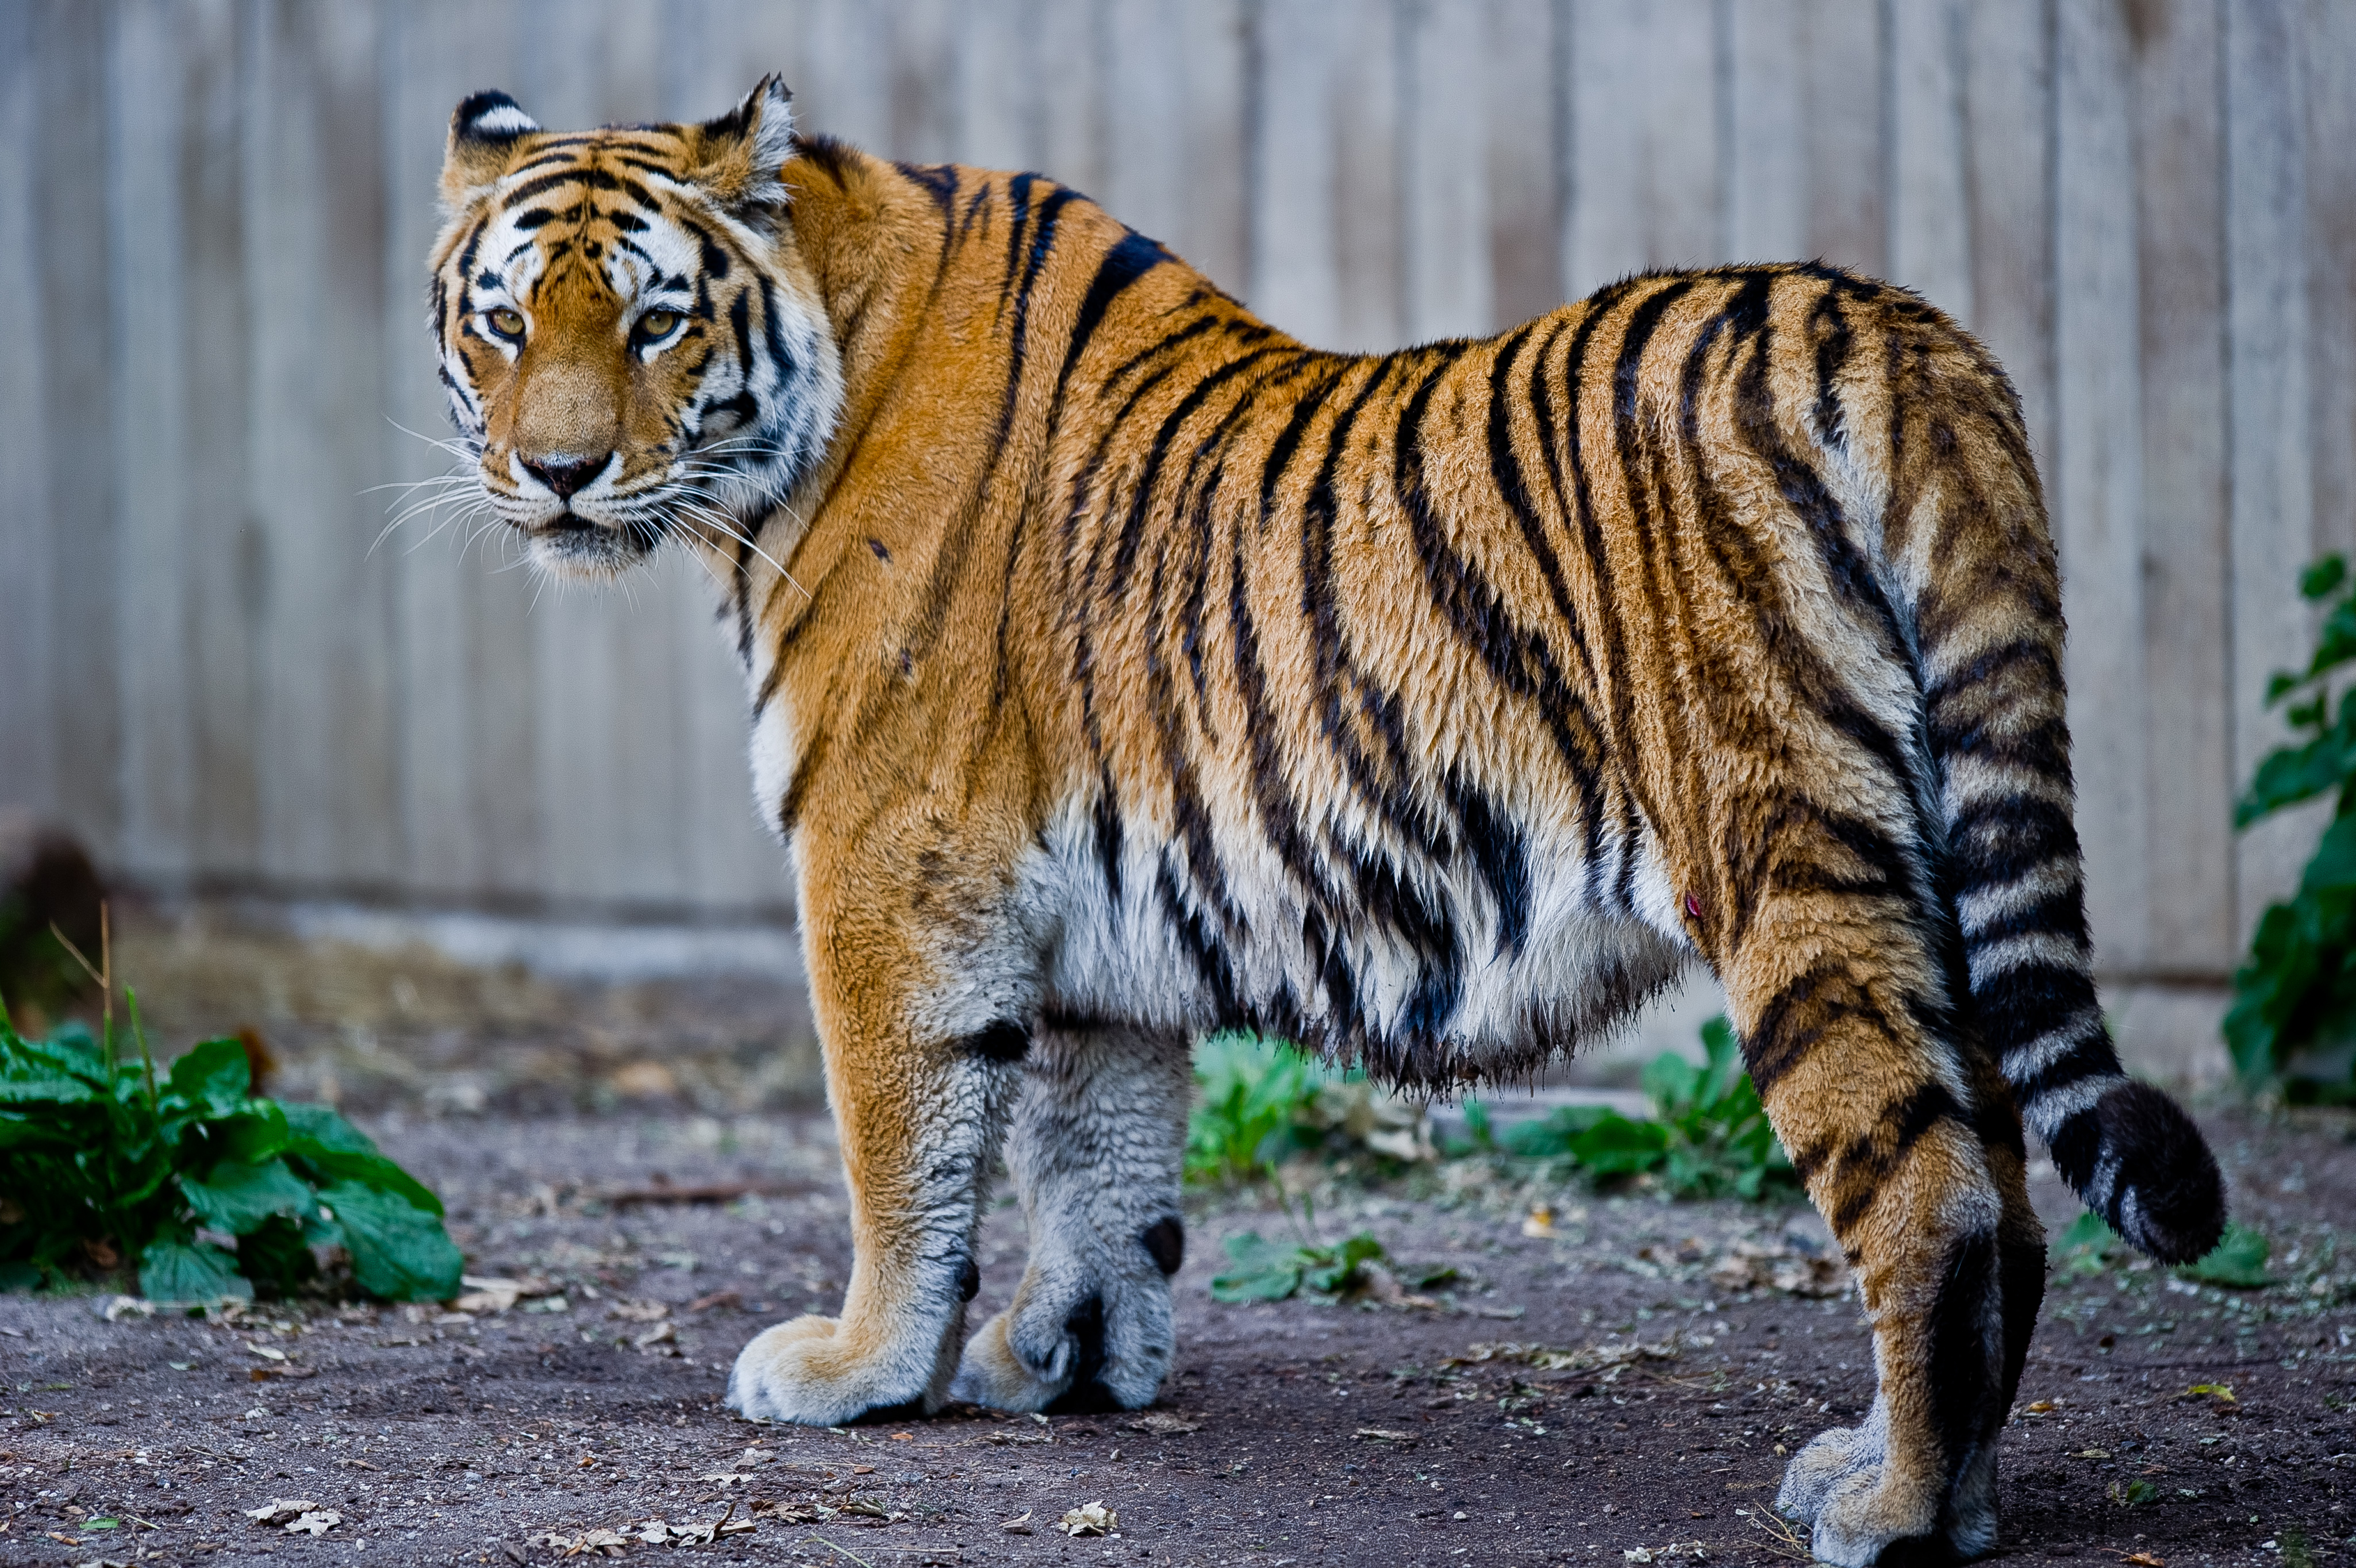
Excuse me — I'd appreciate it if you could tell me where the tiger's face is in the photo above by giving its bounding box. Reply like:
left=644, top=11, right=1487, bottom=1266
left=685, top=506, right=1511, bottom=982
left=428, top=77, right=840, bottom=577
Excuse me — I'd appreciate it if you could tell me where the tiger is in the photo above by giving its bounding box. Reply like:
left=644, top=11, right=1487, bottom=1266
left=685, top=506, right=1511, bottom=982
left=426, top=76, right=2227, bottom=1564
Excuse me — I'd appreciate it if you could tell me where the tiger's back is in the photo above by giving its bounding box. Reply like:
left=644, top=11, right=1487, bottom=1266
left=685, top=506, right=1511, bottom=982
left=428, top=84, right=2225, bottom=1566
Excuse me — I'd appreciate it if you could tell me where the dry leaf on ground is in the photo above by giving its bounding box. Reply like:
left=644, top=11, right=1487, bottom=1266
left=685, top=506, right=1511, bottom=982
left=606, top=1299, right=670, bottom=1323
left=1122, top=1412, right=1201, bottom=1435
left=1059, top=1502, right=1117, bottom=1537
left=241, top=1499, right=317, bottom=1525
left=1001, top=1511, right=1034, bottom=1535
left=283, top=1509, right=341, bottom=1536
left=1353, top=1428, right=1418, bottom=1445
left=1707, top=1240, right=1849, bottom=1298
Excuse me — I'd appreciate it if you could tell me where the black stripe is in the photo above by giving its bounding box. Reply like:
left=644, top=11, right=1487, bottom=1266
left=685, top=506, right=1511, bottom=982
left=1947, top=794, right=2084, bottom=891
left=1048, top=229, right=1174, bottom=415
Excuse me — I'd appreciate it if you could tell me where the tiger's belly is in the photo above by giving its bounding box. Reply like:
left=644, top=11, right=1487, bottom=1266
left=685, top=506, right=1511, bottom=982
left=1019, top=793, right=1695, bottom=1087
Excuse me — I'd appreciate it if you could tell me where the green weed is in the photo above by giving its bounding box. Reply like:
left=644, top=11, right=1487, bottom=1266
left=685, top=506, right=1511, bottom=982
left=1, top=997, right=462, bottom=1304
left=2227, top=553, right=2356, bottom=1101
left=1209, top=1229, right=1389, bottom=1302
left=1485, top=1017, right=1797, bottom=1200
left=2054, top=1210, right=2274, bottom=1289
left=1185, top=1034, right=1430, bottom=1187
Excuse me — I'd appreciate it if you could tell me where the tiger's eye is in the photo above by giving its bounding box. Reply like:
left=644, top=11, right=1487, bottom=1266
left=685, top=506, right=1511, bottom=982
left=634, top=308, right=681, bottom=343
left=487, top=307, right=525, bottom=339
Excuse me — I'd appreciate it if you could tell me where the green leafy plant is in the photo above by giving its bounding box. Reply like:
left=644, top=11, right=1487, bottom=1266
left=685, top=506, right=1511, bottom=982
left=2053, top=1210, right=2273, bottom=1289
left=1488, top=1017, right=1797, bottom=1199
left=1185, top=1033, right=1431, bottom=1187
left=1209, top=1229, right=1390, bottom=1302
left=1, top=1001, right=462, bottom=1304
left=2227, top=554, right=2356, bottom=1101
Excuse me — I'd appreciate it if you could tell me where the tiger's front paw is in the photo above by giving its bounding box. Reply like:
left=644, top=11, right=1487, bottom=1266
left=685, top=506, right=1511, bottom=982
left=726, top=1315, right=950, bottom=1426
left=950, top=1254, right=1175, bottom=1412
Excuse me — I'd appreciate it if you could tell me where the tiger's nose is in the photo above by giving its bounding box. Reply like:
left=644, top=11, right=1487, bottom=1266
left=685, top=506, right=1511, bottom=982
left=519, top=452, right=611, bottom=499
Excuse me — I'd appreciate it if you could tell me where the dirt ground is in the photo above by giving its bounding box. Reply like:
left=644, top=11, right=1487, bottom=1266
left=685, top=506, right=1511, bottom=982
left=4, top=910, right=2353, bottom=1566
left=3, top=1097, right=2352, bottom=1568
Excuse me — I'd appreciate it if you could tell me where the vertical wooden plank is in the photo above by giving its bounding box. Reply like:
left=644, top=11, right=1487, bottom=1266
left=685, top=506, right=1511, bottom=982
left=2307, top=0, right=2356, bottom=568
left=1563, top=0, right=1720, bottom=299
left=1797, top=0, right=1885, bottom=273
left=2226, top=0, right=2317, bottom=941
left=179, top=0, right=261, bottom=882
left=1402, top=0, right=1492, bottom=339
left=1961, top=0, right=2055, bottom=470
left=955, top=0, right=1037, bottom=170
left=33, top=0, right=121, bottom=862
left=1484, top=0, right=1562, bottom=325
left=2131, top=0, right=2233, bottom=975
left=1330, top=0, right=1404, bottom=350
left=1105, top=0, right=1249, bottom=293
left=885, top=0, right=963, bottom=163
left=2052, top=0, right=2150, bottom=972
left=658, top=0, right=807, bottom=121
left=0, top=1, right=57, bottom=814
left=244, top=0, right=402, bottom=890
left=794, top=0, right=893, bottom=149
left=1725, top=0, right=1809, bottom=263
left=1252, top=0, right=1345, bottom=345
left=1036, top=0, right=1109, bottom=194
left=1887, top=0, right=1973, bottom=318
left=109, top=0, right=201, bottom=884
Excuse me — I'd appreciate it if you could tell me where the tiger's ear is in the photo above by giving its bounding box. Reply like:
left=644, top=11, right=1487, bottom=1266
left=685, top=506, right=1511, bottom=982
left=690, top=75, right=795, bottom=209
left=441, top=90, right=539, bottom=209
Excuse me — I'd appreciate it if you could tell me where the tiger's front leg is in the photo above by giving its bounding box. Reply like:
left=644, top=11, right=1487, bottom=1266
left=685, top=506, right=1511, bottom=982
left=725, top=902, right=1028, bottom=1425
left=952, top=1021, right=1192, bottom=1412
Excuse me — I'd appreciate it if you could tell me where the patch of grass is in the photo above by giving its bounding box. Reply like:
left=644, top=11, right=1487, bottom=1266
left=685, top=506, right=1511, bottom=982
left=1481, top=1017, right=1797, bottom=1200
left=1209, top=1229, right=1389, bottom=1302
left=1, top=995, right=462, bottom=1304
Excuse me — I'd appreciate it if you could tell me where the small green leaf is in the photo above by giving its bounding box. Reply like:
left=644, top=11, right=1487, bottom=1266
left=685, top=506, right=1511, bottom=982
left=0, top=1032, right=109, bottom=1104
left=281, top=1103, right=443, bottom=1216
left=2300, top=554, right=2347, bottom=600
left=138, top=1238, right=253, bottom=1304
left=1569, top=1113, right=1670, bottom=1175
left=2177, top=1223, right=2272, bottom=1289
left=160, top=1039, right=249, bottom=1116
left=317, top=1180, right=462, bottom=1301
left=1209, top=1231, right=1304, bottom=1302
left=179, top=1157, right=314, bottom=1235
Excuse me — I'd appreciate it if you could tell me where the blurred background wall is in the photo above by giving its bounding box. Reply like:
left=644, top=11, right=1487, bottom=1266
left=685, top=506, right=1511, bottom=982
left=1, top=1, right=2353, bottom=1052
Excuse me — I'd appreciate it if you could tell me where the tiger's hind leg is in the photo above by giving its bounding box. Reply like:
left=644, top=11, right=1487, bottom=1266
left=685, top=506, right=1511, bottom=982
left=1724, top=884, right=2042, bottom=1565
left=951, top=1021, right=1192, bottom=1412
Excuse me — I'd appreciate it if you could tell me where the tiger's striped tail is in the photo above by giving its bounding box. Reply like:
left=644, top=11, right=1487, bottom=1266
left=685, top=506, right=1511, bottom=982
left=1910, top=351, right=2226, bottom=1266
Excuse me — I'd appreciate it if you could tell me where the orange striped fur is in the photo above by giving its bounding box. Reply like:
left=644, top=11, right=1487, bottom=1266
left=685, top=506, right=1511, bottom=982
left=429, top=79, right=2225, bottom=1563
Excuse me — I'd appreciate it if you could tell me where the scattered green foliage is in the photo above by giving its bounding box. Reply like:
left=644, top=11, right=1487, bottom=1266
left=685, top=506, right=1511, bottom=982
left=2227, top=553, right=2356, bottom=1101
left=1478, top=1017, right=1796, bottom=1200
left=1185, top=1033, right=1430, bottom=1187
left=0, top=1002, right=462, bottom=1304
left=2109, top=1478, right=2161, bottom=1508
left=1209, top=1229, right=1390, bottom=1303
left=2053, top=1210, right=2274, bottom=1290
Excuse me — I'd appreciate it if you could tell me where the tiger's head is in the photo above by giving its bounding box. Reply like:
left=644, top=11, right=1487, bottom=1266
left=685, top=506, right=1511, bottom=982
left=428, top=76, right=841, bottom=577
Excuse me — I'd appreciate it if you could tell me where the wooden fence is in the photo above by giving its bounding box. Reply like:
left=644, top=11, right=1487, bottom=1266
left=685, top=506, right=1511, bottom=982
left=2, top=0, right=2353, bottom=998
